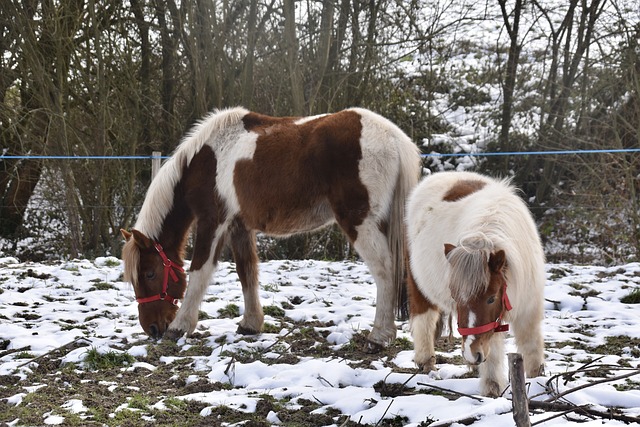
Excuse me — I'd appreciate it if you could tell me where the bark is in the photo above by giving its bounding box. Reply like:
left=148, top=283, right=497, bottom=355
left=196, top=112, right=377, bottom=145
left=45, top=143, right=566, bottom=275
left=284, top=0, right=305, bottom=114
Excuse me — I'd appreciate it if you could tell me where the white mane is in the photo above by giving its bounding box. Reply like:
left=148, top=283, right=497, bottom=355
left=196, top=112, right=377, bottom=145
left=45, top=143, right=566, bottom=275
left=134, top=107, right=249, bottom=240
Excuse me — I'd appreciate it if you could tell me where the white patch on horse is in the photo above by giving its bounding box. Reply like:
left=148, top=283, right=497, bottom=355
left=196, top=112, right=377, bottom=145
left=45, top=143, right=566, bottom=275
left=135, top=107, right=249, bottom=240
left=462, top=311, right=477, bottom=364
left=213, top=128, right=258, bottom=216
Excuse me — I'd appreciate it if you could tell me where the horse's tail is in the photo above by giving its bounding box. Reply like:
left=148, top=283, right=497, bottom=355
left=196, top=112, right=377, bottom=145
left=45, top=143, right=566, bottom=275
left=389, top=137, right=422, bottom=320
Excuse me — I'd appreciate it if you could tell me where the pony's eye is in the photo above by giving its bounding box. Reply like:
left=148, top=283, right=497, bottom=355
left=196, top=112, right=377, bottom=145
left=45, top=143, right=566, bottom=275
left=145, top=271, right=156, bottom=280
left=487, top=295, right=496, bottom=305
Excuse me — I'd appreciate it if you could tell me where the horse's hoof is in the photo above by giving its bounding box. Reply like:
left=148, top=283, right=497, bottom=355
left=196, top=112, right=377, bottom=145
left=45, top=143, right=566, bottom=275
left=236, top=325, right=260, bottom=335
left=364, top=340, right=384, bottom=354
left=481, top=380, right=503, bottom=398
left=416, top=356, right=436, bottom=373
left=163, top=328, right=185, bottom=341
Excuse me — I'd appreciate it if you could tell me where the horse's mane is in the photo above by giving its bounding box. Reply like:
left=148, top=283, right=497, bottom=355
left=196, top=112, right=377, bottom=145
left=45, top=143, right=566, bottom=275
left=123, top=107, right=248, bottom=288
left=135, top=107, right=249, bottom=239
left=122, top=237, right=140, bottom=289
left=447, top=232, right=494, bottom=303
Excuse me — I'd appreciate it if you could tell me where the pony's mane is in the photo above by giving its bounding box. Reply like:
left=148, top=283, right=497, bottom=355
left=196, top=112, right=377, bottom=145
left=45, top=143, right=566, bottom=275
left=124, top=107, right=248, bottom=289
left=122, top=237, right=139, bottom=289
left=447, top=232, right=494, bottom=303
left=134, top=107, right=249, bottom=239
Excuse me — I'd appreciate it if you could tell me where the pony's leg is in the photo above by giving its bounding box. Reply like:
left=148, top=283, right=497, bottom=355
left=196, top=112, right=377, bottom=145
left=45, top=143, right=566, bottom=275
left=478, top=335, right=506, bottom=397
left=165, top=225, right=226, bottom=340
left=411, top=310, right=441, bottom=372
left=351, top=219, right=397, bottom=348
left=229, top=218, right=263, bottom=334
left=512, top=315, right=545, bottom=377
left=407, top=268, right=441, bottom=371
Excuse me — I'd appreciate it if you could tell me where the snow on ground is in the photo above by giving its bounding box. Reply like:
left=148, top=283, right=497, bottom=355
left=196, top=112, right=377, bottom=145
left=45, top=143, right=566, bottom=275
left=1, top=256, right=640, bottom=426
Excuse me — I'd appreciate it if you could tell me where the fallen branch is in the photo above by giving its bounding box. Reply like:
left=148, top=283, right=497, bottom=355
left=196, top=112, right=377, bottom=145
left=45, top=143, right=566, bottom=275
left=545, top=368, right=640, bottom=403
left=416, top=382, right=483, bottom=402
left=529, top=400, right=640, bottom=424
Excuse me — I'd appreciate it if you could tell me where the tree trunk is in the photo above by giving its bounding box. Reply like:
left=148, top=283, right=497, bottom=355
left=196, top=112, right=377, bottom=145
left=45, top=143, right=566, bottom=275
left=497, top=0, right=523, bottom=172
left=284, top=0, right=305, bottom=114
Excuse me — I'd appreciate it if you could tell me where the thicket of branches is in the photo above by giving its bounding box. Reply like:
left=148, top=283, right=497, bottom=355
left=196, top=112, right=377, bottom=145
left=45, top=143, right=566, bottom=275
left=0, top=0, right=637, bottom=263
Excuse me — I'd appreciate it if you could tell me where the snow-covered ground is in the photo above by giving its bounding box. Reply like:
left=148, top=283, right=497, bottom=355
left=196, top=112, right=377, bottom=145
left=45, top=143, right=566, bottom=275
left=1, top=256, right=640, bottom=426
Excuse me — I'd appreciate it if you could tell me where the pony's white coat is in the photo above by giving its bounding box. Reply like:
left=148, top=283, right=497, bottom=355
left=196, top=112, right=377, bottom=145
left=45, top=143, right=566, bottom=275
left=406, top=171, right=545, bottom=396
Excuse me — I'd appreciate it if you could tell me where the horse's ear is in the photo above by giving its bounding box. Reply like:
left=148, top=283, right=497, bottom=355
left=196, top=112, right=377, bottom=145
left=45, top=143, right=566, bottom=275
left=444, top=243, right=456, bottom=259
left=489, top=249, right=507, bottom=273
left=120, top=229, right=132, bottom=241
left=130, top=229, right=153, bottom=249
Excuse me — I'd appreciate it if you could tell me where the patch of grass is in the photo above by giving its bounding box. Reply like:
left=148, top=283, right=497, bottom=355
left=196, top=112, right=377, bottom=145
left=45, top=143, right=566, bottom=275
left=614, top=379, right=640, bottom=392
left=547, top=267, right=570, bottom=279
left=263, top=322, right=281, bottom=333
left=218, top=304, right=240, bottom=318
left=594, top=336, right=640, bottom=357
left=198, top=310, right=212, bottom=320
left=14, top=351, right=35, bottom=359
left=262, top=282, right=280, bottom=292
left=14, top=311, right=41, bottom=320
left=101, top=258, right=121, bottom=267
left=128, top=393, right=151, bottom=410
left=395, top=337, right=414, bottom=351
left=17, top=269, right=53, bottom=280
left=89, top=282, right=116, bottom=291
left=83, top=348, right=135, bottom=370
left=621, top=288, right=640, bottom=304
left=263, top=305, right=286, bottom=318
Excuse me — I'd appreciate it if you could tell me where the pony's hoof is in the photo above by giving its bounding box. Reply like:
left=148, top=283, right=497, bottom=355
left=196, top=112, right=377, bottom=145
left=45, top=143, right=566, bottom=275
left=364, top=340, right=384, bottom=353
left=236, top=325, right=260, bottom=335
left=164, top=328, right=185, bottom=341
left=481, top=380, right=503, bottom=398
left=416, top=356, right=436, bottom=373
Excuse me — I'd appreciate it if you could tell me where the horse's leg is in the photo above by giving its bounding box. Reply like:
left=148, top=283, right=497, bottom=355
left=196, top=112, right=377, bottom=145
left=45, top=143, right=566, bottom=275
left=165, top=223, right=226, bottom=340
left=478, top=334, right=506, bottom=397
left=228, top=218, right=263, bottom=335
left=350, top=219, right=398, bottom=348
left=407, top=267, right=441, bottom=372
left=512, top=312, right=545, bottom=377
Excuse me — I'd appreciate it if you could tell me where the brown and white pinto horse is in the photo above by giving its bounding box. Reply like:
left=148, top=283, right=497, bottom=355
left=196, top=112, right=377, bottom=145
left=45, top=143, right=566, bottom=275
left=121, top=107, right=421, bottom=348
left=406, top=171, right=545, bottom=397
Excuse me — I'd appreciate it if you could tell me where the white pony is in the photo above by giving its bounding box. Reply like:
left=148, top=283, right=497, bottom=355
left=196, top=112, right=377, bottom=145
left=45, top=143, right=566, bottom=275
left=405, top=171, right=545, bottom=397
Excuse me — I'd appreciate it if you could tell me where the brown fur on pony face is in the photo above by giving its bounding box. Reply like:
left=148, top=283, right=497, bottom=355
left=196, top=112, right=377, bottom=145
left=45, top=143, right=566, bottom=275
left=121, top=229, right=186, bottom=339
left=446, top=244, right=508, bottom=365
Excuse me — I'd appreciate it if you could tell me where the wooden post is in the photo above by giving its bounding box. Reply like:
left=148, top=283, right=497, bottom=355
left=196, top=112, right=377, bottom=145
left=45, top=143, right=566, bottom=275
left=151, top=151, right=161, bottom=180
left=509, top=353, right=531, bottom=427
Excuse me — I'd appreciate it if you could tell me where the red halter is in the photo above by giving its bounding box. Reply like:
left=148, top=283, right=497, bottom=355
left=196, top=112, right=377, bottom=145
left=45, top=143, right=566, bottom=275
left=457, top=279, right=512, bottom=336
left=136, top=242, right=185, bottom=306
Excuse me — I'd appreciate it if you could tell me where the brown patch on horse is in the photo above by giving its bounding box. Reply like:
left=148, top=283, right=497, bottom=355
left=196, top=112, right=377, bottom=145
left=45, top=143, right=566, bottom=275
left=162, top=145, right=227, bottom=271
left=234, top=110, right=369, bottom=241
left=443, top=179, right=487, bottom=202
left=407, top=257, right=439, bottom=316
left=242, top=112, right=297, bottom=134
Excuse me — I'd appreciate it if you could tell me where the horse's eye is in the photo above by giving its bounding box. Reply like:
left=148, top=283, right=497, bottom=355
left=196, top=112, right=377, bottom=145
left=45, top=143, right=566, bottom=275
left=145, top=271, right=156, bottom=280
left=487, top=295, right=496, bottom=305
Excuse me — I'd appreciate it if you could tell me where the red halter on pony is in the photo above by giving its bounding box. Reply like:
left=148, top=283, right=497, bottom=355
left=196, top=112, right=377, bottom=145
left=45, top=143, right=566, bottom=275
left=457, top=278, right=512, bottom=336
left=135, top=242, right=184, bottom=306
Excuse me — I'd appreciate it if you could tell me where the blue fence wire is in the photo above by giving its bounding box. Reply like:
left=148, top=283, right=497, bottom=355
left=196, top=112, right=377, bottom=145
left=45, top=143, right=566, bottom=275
left=0, top=148, right=639, bottom=160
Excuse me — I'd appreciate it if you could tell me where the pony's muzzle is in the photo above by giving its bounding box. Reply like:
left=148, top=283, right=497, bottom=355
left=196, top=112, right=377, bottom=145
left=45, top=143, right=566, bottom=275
left=463, top=350, right=485, bottom=366
left=148, top=323, right=163, bottom=340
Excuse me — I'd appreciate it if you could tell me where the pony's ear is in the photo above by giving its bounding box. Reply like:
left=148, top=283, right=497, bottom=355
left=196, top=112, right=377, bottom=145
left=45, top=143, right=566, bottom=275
left=444, top=243, right=456, bottom=259
left=489, top=250, right=507, bottom=273
left=130, top=229, right=153, bottom=249
left=120, top=229, right=132, bottom=241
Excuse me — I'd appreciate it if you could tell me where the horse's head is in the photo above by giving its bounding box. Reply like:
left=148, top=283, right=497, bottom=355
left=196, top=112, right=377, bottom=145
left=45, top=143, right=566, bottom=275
left=121, top=229, right=186, bottom=339
left=445, top=242, right=510, bottom=367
